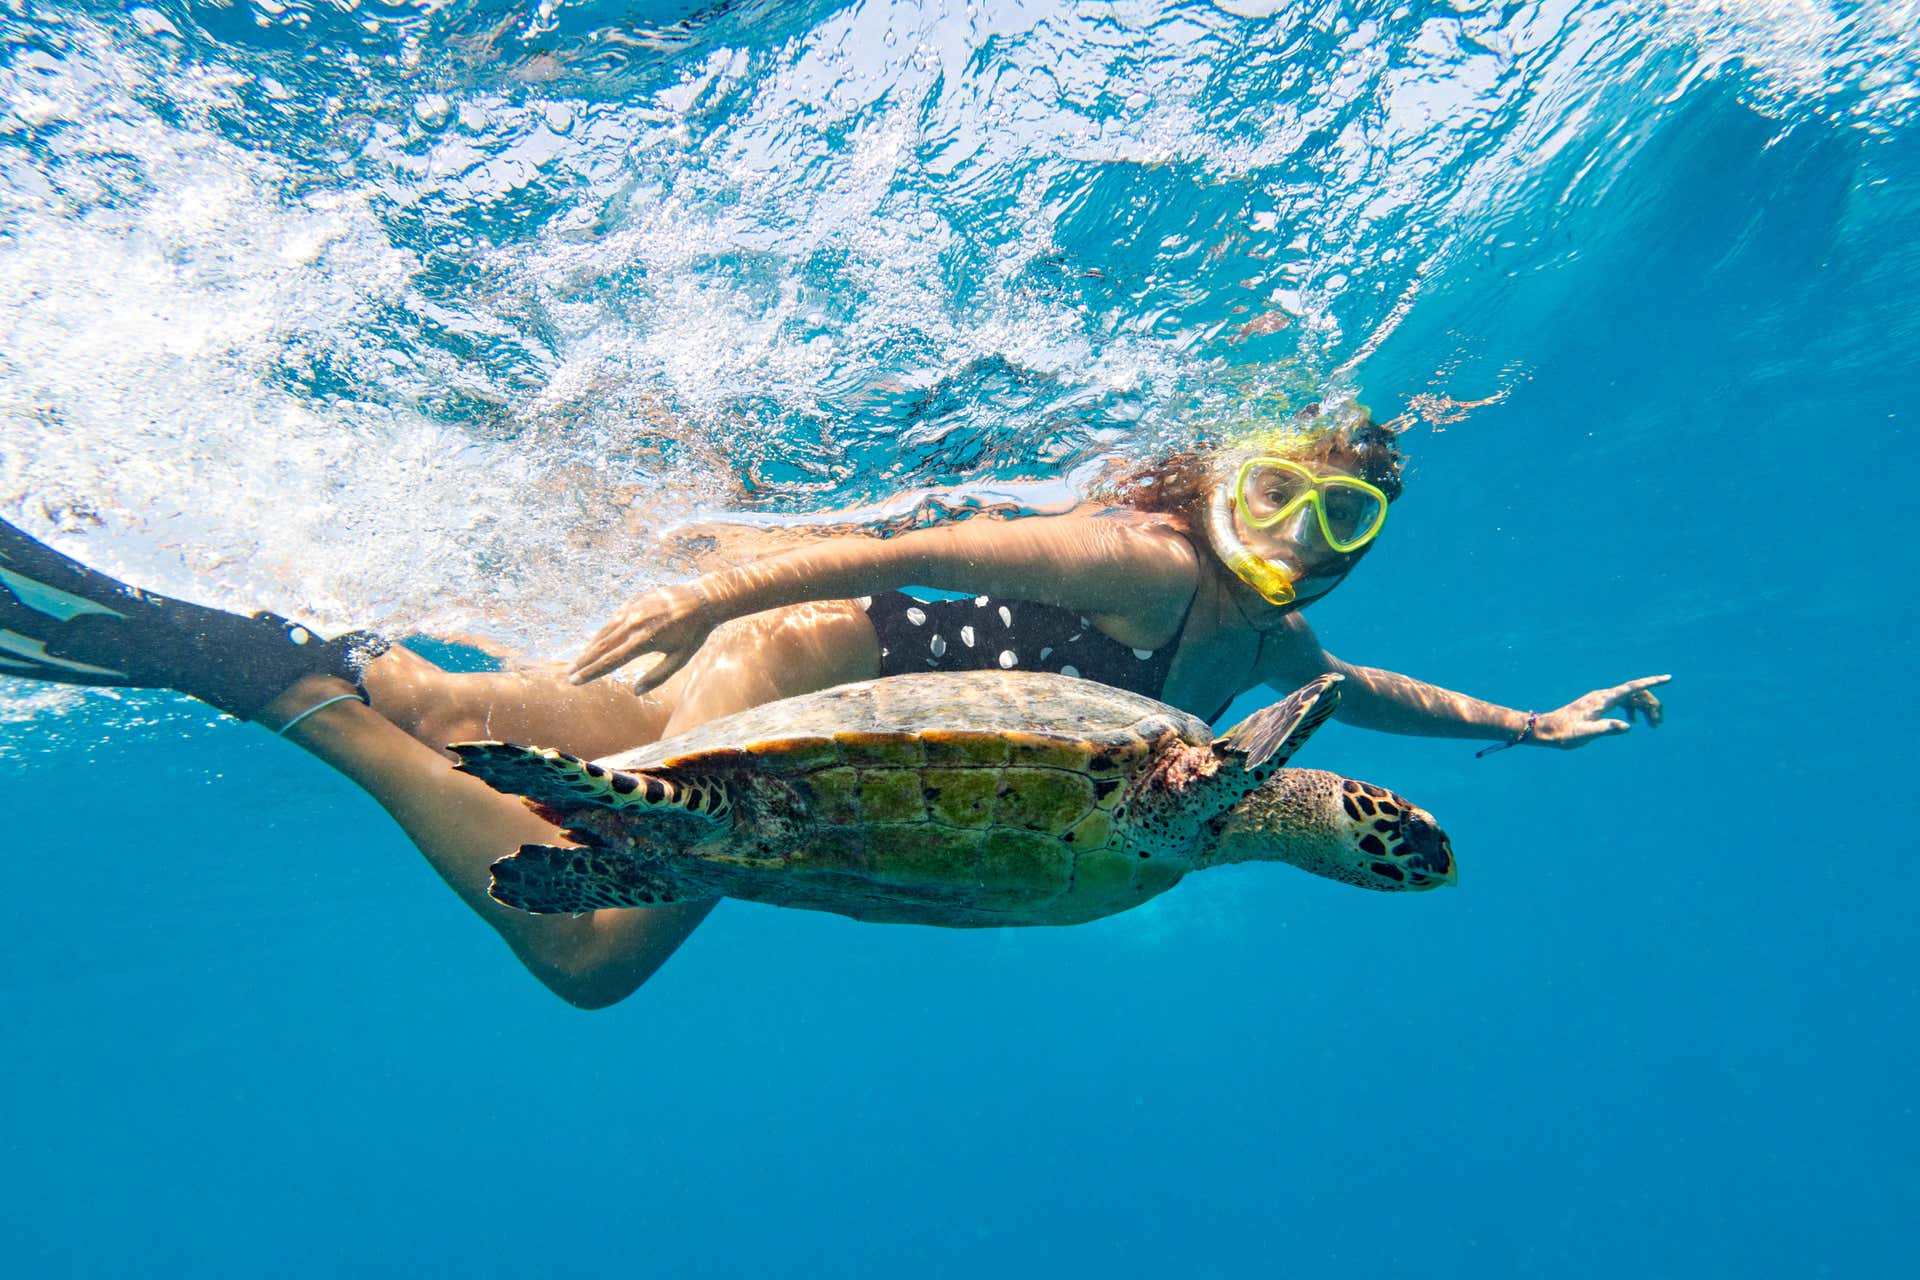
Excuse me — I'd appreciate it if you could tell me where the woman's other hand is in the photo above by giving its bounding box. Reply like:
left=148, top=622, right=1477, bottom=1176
left=1532, top=674, right=1670, bottom=747
left=570, top=582, right=720, bottom=693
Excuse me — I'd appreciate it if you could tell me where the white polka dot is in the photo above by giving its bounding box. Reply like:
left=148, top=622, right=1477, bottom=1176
left=930, top=634, right=947, bottom=657
left=1039, top=646, right=1054, bottom=660
left=997, top=605, right=1012, bottom=627
left=857, top=596, right=872, bottom=608
left=1133, top=648, right=1153, bottom=660
left=998, top=649, right=1016, bottom=668
left=960, top=625, right=975, bottom=647
left=289, top=627, right=311, bottom=645
left=1060, top=664, right=1081, bottom=679
left=906, top=607, right=926, bottom=626
left=974, top=596, right=990, bottom=606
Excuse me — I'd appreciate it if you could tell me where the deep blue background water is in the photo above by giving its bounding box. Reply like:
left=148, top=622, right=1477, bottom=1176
left=4, top=2, right=1916, bottom=1276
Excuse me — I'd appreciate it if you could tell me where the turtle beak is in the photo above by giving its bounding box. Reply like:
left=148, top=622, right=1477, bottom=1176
left=1400, top=809, right=1458, bottom=889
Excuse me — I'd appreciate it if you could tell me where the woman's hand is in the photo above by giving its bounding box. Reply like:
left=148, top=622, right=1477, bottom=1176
left=1531, top=674, right=1670, bottom=748
left=569, top=581, right=721, bottom=693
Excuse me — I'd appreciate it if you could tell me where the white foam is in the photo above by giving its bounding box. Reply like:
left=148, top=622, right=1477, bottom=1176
left=1, top=0, right=1902, bottom=696
left=1659, top=0, right=1920, bottom=132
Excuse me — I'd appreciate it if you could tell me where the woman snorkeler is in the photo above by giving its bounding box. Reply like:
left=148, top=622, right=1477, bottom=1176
left=0, top=405, right=1666, bottom=1007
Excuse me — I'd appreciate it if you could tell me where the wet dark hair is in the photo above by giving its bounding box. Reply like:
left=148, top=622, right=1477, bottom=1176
left=1091, top=403, right=1406, bottom=528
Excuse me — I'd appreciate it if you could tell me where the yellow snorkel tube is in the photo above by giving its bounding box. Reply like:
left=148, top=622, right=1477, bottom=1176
left=1207, top=468, right=1299, bottom=606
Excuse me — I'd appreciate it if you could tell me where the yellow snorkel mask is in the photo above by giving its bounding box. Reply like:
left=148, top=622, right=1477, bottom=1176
left=1205, top=445, right=1391, bottom=607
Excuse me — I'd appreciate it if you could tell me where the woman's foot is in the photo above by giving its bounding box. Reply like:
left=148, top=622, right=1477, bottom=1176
left=0, top=515, right=389, bottom=723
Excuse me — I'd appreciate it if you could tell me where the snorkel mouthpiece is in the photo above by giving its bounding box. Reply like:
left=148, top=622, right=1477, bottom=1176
left=1207, top=468, right=1297, bottom=605
left=1224, top=547, right=1298, bottom=606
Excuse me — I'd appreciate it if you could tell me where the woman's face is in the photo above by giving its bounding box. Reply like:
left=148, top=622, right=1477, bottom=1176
left=1229, top=459, right=1385, bottom=612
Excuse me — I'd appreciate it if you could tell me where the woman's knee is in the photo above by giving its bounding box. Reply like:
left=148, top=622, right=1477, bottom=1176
left=360, top=649, right=528, bottom=751
left=359, top=646, right=472, bottom=745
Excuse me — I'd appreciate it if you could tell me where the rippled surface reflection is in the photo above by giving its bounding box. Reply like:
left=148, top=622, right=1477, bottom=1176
left=2, top=1, right=1914, bottom=650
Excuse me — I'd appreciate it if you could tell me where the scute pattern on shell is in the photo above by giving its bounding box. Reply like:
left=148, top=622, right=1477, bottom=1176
left=762, top=749, right=1138, bottom=898
left=529, top=672, right=1224, bottom=924
left=602, top=670, right=1214, bottom=775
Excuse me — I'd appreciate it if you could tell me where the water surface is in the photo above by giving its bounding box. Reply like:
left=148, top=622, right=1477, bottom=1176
left=2, top=2, right=1915, bottom=1275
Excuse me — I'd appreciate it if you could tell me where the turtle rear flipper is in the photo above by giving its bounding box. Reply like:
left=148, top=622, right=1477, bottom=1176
left=489, top=845, right=710, bottom=913
left=1216, top=673, right=1343, bottom=770
left=450, top=742, right=733, bottom=820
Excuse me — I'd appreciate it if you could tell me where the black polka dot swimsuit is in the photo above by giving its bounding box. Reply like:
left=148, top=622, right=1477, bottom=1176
left=863, top=589, right=1194, bottom=707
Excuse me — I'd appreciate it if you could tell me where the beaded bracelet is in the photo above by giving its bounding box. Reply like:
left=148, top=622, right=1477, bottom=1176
left=1475, top=710, right=1538, bottom=758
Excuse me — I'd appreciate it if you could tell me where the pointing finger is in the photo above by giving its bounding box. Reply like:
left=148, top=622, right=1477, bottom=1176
left=571, top=634, right=658, bottom=685
left=584, top=605, right=658, bottom=651
left=631, top=648, right=693, bottom=696
left=572, top=623, right=665, bottom=681
left=568, top=639, right=619, bottom=681
left=572, top=622, right=635, bottom=670
left=583, top=611, right=637, bottom=648
left=568, top=641, right=609, bottom=679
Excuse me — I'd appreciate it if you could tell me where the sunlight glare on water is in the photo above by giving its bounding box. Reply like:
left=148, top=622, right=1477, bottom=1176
left=1, top=0, right=1913, bottom=645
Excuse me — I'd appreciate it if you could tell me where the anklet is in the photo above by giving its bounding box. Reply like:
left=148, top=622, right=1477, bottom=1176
left=276, top=691, right=368, bottom=737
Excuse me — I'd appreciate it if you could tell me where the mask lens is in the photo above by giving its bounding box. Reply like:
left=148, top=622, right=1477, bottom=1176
left=1238, top=462, right=1313, bottom=528
left=1318, top=481, right=1385, bottom=549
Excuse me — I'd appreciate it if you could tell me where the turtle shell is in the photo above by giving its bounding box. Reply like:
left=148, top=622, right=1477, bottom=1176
left=592, top=671, right=1217, bottom=922
left=603, top=670, right=1212, bottom=776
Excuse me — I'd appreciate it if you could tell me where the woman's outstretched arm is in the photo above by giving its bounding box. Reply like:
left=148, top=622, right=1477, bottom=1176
left=571, top=510, right=1202, bottom=689
left=1259, top=612, right=1668, bottom=749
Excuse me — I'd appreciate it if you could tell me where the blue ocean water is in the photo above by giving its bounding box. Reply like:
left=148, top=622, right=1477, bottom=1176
left=2, top=1, right=1915, bottom=1275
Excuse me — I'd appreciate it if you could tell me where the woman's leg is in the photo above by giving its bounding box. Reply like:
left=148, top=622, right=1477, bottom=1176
left=2, top=514, right=881, bottom=1004
left=359, top=645, right=679, bottom=762
left=350, top=595, right=882, bottom=755
left=263, top=673, right=712, bottom=1009
left=264, top=599, right=882, bottom=1006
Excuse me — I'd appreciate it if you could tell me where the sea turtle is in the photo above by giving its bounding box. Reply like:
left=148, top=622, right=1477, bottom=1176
left=450, top=670, right=1455, bottom=928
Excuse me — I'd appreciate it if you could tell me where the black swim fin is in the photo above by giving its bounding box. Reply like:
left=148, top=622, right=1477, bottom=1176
left=0, top=515, right=389, bottom=722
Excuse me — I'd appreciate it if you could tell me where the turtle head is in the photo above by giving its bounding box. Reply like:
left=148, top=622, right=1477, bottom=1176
left=1207, top=769, right=1456, bottom=892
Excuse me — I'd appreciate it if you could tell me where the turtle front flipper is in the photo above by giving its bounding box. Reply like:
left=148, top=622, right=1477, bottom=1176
left=489, top=845, right=710, bottom=913
left=1216, top=673, right=1343, bottom=770
left=449, top=742, right=732, bottom=820
left=1116, top=675, right=1348, bottom=862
